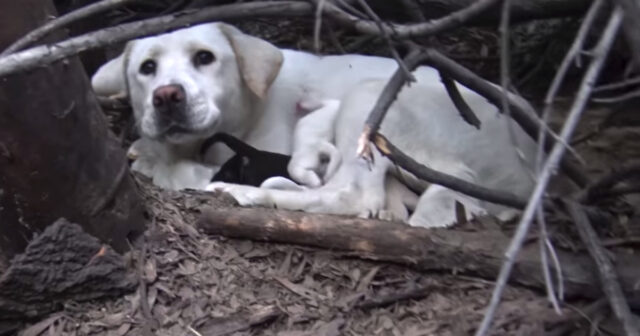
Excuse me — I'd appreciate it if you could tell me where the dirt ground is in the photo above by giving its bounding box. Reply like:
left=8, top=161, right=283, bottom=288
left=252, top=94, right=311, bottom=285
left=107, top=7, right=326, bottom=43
left=12, top=95, right=640, bottom=336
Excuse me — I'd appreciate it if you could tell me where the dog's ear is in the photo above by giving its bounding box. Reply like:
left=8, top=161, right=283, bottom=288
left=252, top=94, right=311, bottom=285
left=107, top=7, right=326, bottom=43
left=219, top=23, right=284, bottom=99
left=91, top=49, right=129, bottom=98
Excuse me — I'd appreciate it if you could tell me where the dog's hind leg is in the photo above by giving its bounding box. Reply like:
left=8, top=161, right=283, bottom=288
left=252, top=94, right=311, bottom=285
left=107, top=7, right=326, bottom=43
left=408, top=160, right=488, bottom=228
left=379, top=176, right=419, bottom=222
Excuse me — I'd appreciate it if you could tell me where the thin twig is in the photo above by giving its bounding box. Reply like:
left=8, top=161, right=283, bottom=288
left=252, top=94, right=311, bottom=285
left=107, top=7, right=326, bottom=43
left=325, top=24, right=347, bottom=54
left=355, top=45, right=589, bottom=187
left=354, top=0, right=414, bottom=80
left=579, top=162, right=640, bottom=202
left=535, top=0, right=605, bottom=178
left=357, top=47, right=423, bottom=162
left=537, top=206, right=563, bottom=314
left=499, top=0, right=533, bottom=180
left=335, top=0, right=368, bottom=19
left=321, top=0, right=502, bottom=38
left=1, top=0, right=138, bottom=57
left=313, top=0, right=328, bottom=53
left=0, top=1, right=313, bottom=78
left=591, top=89, right=640, bottom=103
left=136, top=236, right=155, bottom=326
left=423, top=48, right=590, bottom=187
left=439, top=72, right=481, bottom=129
left=593, top=75, right=640, bottom=92
left=373, top=133, right=528, bottom=209
left=546, top=235, right=565, bottom=302
left=566, top=201, right=640, bottom=336
left=499, top=0, right=512, bottom=134
left=474, top=8, right=623, bottom=336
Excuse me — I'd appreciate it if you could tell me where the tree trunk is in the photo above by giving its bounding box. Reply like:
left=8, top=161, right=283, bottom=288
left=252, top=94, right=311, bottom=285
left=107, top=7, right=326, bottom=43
left=0, top=0, right=146, bottom=268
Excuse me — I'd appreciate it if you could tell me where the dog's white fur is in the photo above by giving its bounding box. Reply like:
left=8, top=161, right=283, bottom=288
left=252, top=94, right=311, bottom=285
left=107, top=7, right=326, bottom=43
left=127, top=138, right=213, bottom=190
left=289, top=98, right=342, bottom=188
left=93, top=22, right=537, bottom=227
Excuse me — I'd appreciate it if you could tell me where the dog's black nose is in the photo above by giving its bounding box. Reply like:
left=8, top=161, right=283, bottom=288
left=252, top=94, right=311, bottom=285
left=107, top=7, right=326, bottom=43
left=152, top=84, right=186, bottom=112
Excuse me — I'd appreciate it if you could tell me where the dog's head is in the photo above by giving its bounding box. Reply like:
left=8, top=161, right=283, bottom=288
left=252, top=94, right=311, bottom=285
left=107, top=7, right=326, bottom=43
left=92, top=23, right=284, bottom=144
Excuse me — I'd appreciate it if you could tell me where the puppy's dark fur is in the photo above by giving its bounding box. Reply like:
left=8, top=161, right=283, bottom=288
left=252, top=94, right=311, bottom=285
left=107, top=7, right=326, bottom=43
left=201, top=133, right=291, bottom=186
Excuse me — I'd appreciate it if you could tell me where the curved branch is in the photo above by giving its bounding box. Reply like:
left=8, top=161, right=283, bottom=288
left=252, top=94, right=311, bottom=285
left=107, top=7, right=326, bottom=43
left=1, top=0, right=138, bottom=57
left=322, top=0, right=502, bottom=38
left=0, top=1, right=313, bottom=78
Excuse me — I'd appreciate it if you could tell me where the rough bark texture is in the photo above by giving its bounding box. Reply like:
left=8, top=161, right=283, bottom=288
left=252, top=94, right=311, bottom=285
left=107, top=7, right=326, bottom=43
left=197, top=207, right=640, bottom=308
left=0, top=0, right=146, bottom=267
left=0, top=218, right=137, bottom=320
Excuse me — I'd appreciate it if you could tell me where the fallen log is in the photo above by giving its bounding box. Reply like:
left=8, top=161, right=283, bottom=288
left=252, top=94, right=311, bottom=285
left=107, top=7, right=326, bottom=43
left=197, top=207, right=640, bottom=308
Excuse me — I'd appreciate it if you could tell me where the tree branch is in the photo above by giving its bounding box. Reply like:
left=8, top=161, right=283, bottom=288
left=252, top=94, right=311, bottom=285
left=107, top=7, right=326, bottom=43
left=0, top=1, right=313, bottom=78
left=320, top=0, right=502, bottom=38
left=566, top=201, right=640, bottom=336
left=1, top=0, right=138, bottom=57
left=439, top=71, right=481, bottom=129
left=474, top=8, right=624, bottom=336
left=373, top=133, right=527, bottom=209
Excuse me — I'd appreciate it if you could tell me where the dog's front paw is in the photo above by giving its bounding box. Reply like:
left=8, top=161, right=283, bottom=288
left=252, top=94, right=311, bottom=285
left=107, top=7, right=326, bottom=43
left=206, top=182, right=273, bottom=207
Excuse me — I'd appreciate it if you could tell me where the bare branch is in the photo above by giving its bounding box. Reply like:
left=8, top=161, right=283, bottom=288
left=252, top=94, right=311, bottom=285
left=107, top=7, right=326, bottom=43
left=474, top=8, right=623, bottom=336
left=591, top=89, right=640, bottom=103
left=439, top=72, right=481, bottom=129
left=537, top=206, right=563, bottom=314
left=0, top=1, right=313, bottom=78
left=354, top=0, right=414, bottom=79
left=354, top=45, right=589, bottom=187
left=357, top=48, right=423, bottom=161
left=418, top=49, right=590, bottom=187
left=536, top=0, right=605, bottom=173
left=566, top=201, right=640, bottom=336
left=321, top=0, right=502, bottom=38
left=593, top=75, right=640, bottom=92
left=373, top=133, right=527, bottom=209
left=1, top=0, right=138, bottom=57
left=313, top=0, right=328, bottom=53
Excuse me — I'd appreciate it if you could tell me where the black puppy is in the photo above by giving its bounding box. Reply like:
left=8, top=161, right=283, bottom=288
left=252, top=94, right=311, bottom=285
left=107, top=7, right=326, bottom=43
left=200, top=133, right=291, bottom=186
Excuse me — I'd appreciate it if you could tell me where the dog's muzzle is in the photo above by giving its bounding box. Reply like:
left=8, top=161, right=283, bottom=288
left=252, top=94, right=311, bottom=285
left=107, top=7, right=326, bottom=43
left=153, top=84, right=188, bottom=125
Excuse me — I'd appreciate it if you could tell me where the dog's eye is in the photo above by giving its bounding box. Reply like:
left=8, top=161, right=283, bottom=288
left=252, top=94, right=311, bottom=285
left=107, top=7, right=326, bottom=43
left=139, top=60, right=156, bottom=75
left=193, top=50, right=215, bottom=67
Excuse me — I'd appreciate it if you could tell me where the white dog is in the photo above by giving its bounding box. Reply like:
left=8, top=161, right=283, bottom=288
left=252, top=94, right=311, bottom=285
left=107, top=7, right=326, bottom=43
left=92, top=22, right=537, bottom=227
left=288, top=98, right=342, bottom=188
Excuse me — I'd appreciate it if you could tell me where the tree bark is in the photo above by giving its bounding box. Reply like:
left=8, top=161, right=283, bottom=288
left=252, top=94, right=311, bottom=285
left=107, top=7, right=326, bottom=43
left=0, top=218, right=138, bottom=320
left=197, top=207, right=640, bottom=308
left=0, top=0, right=146, bottom=267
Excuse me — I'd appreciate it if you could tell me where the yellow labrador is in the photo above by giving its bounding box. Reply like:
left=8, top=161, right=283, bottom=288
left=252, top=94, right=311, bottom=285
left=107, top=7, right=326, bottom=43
left=92, top=23, right=536, bottom=227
